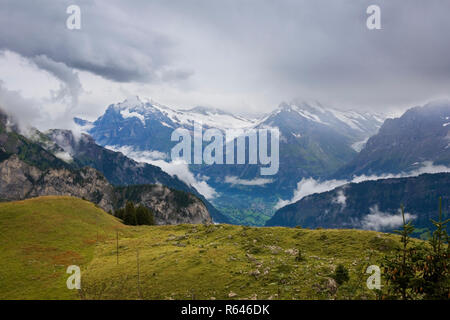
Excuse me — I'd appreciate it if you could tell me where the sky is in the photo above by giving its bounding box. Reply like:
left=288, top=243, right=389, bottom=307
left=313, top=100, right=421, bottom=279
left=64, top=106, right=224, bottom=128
left=1, top=0, right=450, bottom=131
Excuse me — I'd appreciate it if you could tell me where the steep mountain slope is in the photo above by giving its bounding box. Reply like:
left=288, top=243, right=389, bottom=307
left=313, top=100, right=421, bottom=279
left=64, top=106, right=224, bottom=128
left=0, top=154, right=115, bottom=209
left=0, top=110, right=212, bottom=225
left=335, top=101, right=450, bottom=178
left=0, top=154, right=211, bottom=225
left=78, top=98, right=383, bottom=224
left=0, top=112, right=70, bottom=171
left=266, top=173, right=450, bottom=237
left=0, top=196, right=412, bottom=300
left=39, top=129, right=229, bottom=223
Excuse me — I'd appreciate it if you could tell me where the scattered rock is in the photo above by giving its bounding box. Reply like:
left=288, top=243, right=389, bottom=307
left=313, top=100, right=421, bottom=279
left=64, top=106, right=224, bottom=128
left=228, top=291, right=238, bottom=298
left=285, top=248, right=299, bottom=256
left=266, top=245, right=282, bottom=254
left=246, top=253, right=257, bottom=262
left=249, top=293, right=257, bottom=300
left=249, top=269, right=261, bottom=278
left=326, top=278, right=338, bottom=296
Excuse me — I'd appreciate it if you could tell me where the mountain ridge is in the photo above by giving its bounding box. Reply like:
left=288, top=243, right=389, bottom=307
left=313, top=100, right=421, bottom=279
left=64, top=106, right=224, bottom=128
left=0, top=109, right=213, bottom=225
left=77, top=97, right=384, bottom=225
left=266, top=172, right=450, bottom=237
left=334, top=100, right=450, bottom=179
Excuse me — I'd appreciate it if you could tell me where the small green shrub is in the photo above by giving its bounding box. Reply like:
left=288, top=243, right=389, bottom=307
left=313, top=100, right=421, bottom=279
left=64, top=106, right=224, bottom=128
left=332, top=264, right=350, bottom=285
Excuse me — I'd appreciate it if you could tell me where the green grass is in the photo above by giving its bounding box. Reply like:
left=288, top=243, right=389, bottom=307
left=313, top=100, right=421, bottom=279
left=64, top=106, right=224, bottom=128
left=0, top=196, right=124, bottom=299
left=0, top=196, right=419, bottom=300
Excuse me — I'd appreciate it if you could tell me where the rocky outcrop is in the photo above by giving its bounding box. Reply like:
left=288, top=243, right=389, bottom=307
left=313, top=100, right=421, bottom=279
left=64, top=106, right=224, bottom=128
left=113, top=185, right=212, bottom=225
left=41, top=129, right=229, bottom=223
left=0, top=155, right=115, bottom=212
left=0, top=155, right=41, bottom=199
left=0, top=155, right=212, bottom=224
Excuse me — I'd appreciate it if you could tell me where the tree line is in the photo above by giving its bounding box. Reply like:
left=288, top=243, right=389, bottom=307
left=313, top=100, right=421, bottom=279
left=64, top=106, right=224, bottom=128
left=114, top=201, right=155, bottom=226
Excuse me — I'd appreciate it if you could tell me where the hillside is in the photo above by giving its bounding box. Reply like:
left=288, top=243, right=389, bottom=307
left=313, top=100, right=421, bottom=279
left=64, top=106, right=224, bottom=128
left=335, top=101, right=450, bottom=178
left=41, top=129, right=229, bottom=223
left=0, top=196, right=413, bottom=300
left=266, top=173, right=450, bottom=238
left=0, top=196, right=124, bottom=299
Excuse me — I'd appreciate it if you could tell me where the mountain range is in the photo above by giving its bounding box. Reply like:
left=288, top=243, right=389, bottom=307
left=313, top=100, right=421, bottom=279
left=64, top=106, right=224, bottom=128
left=77, top=97, right=384, bottom=224
left=3, top=97, right=449, bottom=231
left=267, top=100, right=450, bottom=235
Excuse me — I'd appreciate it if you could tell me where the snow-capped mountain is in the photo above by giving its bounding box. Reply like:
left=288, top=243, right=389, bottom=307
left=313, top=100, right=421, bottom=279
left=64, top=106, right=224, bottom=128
left=334, top=100, right=450, bottom=179
left=76, top=97, right=384, bottom=225
left=77, top=96, right=259, bottom=154
left=259, top=101, right=384, bottom=151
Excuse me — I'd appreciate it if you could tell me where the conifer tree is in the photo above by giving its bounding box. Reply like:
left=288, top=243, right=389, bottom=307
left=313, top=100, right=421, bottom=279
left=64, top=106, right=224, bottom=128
left=136, top=204, right=155, bottom=225
left=418, top=197, right=449, bottom=299
left=382, top=205, right=418, bottom=299
left=123, top=201, right=137, bottom=226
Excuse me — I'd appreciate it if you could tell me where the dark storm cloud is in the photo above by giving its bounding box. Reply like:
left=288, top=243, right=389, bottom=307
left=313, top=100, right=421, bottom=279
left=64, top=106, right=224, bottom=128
left=1, top=0, right=450, bottom=111
left=0, top=0, right=190, bottom=83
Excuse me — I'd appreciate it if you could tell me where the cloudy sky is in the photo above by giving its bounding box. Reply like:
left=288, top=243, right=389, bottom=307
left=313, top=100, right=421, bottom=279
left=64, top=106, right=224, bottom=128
left=1, top=0, right=450, bottom=130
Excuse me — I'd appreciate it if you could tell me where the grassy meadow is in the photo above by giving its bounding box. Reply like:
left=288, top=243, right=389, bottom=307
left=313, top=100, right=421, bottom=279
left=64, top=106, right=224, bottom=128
left=0, top=196, right=413, bottom=300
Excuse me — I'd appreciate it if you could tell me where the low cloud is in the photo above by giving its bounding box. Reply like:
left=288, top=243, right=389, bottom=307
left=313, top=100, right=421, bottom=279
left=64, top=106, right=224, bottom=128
left=0, top=70, right=86, bottom=134
left=224, top=176, right=273, bottom=186
left=275, top=178, right=347, bottom=209
left=53, top=151, right=73, bottom=163
left=105, top=145, right=217, bottom=199
left=31, top=55, right=83, bottom=108
left=106, top=145, right=168, bottom=161
left=332, top=189, right=347, bottom=210
left=275, top=161, right=450, bottom=209
left=0, top=82, right=41, bottom=133
left=361, top=205, right=416, bottom=231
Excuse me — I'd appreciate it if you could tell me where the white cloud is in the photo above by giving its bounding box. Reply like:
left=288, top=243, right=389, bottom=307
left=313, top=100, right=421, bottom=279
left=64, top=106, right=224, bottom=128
left=275, top=161, right=450, bottom=209
left=0, top=52, right=89, bottom=133
left=105, top=145, right=167, bottom=161
left=31, top=54, right=83, bottom=108
left=224, top=176, right=273, bottom=186
left=332, top=189, right=346, bottom=209
left=361, top=205, right=416, bottom=231
left=105, top=145, right=217, bottom=200
left=274, top=177, right=347, bottom=209
left=53, top=151, right=73, bottom=163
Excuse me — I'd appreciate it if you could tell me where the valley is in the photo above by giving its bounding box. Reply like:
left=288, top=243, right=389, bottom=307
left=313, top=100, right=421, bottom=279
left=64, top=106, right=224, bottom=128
left=78, top=98, right=386, bottom=225
left=0, top=99, right=448, bottom=300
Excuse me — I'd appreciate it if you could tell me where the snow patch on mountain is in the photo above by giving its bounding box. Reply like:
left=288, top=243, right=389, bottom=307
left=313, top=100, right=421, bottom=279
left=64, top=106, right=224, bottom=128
left=224, top=176, right=274, bottom=186
left=120, top=109, right=146, bottom=125
left=351, top=138, right=369, bottom=152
